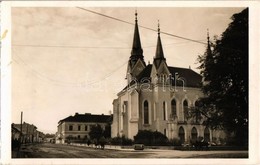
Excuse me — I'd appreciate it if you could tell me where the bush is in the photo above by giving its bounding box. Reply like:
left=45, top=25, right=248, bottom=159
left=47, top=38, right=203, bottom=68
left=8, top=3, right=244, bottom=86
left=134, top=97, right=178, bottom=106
left=99, top=136, right=107, bottom=148
left=110, top=136, right=133, bottom=146
left=134, top=130, right=169, bottom=146
left=170, top=138, right=182, bottom=146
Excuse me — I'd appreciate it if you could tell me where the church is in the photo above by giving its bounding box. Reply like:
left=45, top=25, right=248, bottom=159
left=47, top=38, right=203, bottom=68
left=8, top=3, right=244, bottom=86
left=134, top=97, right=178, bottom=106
left=111, top=12, right=223, bottom=144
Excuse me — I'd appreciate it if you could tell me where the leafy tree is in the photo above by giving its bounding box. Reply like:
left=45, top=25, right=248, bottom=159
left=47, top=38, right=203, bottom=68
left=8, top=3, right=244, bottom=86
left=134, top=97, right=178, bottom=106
left=103, top=124, right=111, bottom=138
left=197, top=8, right=248, bottom=146
left=89, top=124, right=104, bottom=142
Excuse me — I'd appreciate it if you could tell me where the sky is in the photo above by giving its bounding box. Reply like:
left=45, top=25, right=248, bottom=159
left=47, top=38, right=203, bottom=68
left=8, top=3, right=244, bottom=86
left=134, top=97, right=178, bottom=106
left=11, top=7, right=245, bottom=134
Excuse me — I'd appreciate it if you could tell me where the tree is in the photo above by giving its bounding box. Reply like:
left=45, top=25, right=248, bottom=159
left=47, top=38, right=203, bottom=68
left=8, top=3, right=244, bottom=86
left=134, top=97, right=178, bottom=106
left=103, top=124, right=111, bottom=138
left=89, top=124, right=104, bottom=142
left=134, top=130, right=169, bottom=146
left=197, top=8, right=248, bottom=146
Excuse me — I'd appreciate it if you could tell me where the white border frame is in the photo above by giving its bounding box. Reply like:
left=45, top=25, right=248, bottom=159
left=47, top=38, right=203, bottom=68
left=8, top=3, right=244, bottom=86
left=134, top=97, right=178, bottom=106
left=1, top=1, right=259, bottom=165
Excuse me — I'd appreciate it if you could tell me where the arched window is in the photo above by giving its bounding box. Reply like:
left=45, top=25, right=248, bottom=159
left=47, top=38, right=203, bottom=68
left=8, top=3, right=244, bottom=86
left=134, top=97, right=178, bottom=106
left=144, top=101, right=149, bottom=124
left=171, top=99, right=177, bottom=117
left=194, top=101, right=201, bottom=123
left=191, top=127, right=198, bottom=141
left=178, top=127, right=185, bottom=144
left=183, top=100, right=188, bottom=120
left=163, top=101, right=167, bottom=120
left=195, top=101, right=199, bottom=107
left=204, top=127, right=210, bottom=142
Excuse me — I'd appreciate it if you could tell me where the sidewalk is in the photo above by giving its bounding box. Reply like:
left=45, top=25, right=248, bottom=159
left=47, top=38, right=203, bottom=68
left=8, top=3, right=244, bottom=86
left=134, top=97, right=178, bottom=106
left=69, top=142, right=134, bottom=151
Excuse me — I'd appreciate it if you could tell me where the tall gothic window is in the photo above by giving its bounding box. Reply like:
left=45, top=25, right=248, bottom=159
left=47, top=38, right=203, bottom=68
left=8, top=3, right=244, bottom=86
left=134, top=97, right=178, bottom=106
left=191, top=127, right=198, bottom=141
left=178, top=127, right=185, bottom=144
left=163, top=101, right=167, bottom=120
left=204, top=127, right=210, bottom=142
left=144, top=100, right=149, bottom=124
left=183, top=100, right=188, bottom=120
left=171, top=99, right=177, bottom=117
left=194, top=101, right=201, bottom=123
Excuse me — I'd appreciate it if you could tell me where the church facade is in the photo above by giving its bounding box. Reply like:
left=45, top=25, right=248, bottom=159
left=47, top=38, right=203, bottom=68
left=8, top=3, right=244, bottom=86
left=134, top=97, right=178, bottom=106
left=111, top=13, right=223, bottom=144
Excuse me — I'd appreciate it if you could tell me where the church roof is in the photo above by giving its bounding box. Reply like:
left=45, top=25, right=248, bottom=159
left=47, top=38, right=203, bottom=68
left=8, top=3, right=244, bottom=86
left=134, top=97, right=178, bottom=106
left=168, top=66, right=202, bottom=88
left=123, top=64, right=202, bottom=90
left=58, top=113, right=112, bottom=124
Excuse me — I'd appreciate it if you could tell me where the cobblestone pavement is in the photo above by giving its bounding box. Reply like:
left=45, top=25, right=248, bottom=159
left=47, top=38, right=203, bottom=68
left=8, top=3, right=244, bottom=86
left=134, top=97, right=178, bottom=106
left=12, top=143, right=248, bottom=158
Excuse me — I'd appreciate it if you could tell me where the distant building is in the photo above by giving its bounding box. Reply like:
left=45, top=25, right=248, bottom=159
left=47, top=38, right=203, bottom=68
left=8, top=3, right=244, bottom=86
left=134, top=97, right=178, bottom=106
left=56, top=113, right=112, bottom=144
left=12, top=122, right=42, bottom=143
left=37, top=131, right=45, bottom=143
left=111, top=12, right=225, bottom=144
left=44, top=133, right=56, bottom=143
left=11, top=124, right=21, bottom=141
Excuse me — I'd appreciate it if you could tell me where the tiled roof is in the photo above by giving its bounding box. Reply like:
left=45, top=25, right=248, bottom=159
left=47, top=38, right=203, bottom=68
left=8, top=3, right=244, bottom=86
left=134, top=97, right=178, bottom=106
left=168, top=66, right=202, bottom=88
left=136, top=64, right=153, bottom=81
left=59, top=113, right=113, bottom=124
left=123, top=64, right=202, bottom=90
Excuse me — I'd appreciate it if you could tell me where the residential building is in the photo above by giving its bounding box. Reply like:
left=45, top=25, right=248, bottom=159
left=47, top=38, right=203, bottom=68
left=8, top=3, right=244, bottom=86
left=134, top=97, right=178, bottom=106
left=56, top=113, right=112, bottom=144
left=11, top=124, right=21, bottom=141
left=12, top=122, right=39, bottom=143
left=111, top=12, right=225, bottom=144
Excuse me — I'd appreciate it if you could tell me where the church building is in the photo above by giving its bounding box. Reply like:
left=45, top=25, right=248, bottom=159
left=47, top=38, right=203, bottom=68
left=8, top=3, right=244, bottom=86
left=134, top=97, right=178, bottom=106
left=111, top=12, right=223, bottom=144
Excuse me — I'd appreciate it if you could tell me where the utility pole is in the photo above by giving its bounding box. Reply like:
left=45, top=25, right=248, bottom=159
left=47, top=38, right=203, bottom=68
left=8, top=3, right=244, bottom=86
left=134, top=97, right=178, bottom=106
left=20, top=111, right=23, bottom=144
left=26, top=124, right=29, bottom=143
left=17, top=111, right=23, bottom=157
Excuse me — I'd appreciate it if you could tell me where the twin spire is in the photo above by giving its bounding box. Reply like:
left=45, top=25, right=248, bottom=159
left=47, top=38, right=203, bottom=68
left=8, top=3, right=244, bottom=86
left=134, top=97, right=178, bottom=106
left=154, top=20, right=166, bottom=68
left=131, top=11, right=143, bottom=57
left=129, top=11, right=144, bottom=69
left=130, top=11, right=166, bottom=69
left=129, top=11, right=211, bottom=75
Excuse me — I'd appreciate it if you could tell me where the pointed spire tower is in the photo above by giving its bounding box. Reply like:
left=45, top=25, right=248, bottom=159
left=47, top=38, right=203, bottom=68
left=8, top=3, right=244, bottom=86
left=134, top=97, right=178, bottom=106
left=130, top=11, right=143, bottom=59
left=204, top=29, right=213, bottom=82
left=153, top=20, right=166, bottom=68
left=127, top=11, right=146, bottom=80
left=206, top=29, right=212, bottom=57
left=205, top=29, right=213, bottom=66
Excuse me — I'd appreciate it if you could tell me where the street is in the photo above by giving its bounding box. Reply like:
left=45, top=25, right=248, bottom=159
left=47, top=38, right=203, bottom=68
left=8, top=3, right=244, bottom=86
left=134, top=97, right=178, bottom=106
left=12, top=143, right=248, bottom=158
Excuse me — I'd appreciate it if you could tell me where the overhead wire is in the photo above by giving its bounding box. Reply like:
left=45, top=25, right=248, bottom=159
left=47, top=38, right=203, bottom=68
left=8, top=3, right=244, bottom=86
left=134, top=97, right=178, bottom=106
left=12, top=50, right=128, bottom=87
left=12, top=40, right=205, bottom=49
left=12, top=8, right=208, bottom=49
left=76, top=7, right=244, bottom=54
left=12, top=8, right=243, bottom=87
left=76, top=7, right=207, bottom=45
left=12, top=44, right=131, bottom=49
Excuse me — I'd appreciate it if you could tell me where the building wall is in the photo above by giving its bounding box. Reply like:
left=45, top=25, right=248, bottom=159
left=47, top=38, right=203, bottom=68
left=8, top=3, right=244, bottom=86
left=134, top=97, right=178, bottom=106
left=56, top=121, right=108, bottom=144
left=112, top=83, right=224, bottom=143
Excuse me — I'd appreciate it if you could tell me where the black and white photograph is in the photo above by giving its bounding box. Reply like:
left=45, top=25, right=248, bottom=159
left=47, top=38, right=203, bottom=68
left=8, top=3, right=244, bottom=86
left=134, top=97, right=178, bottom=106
left=1, top=1, right=260, bottom=165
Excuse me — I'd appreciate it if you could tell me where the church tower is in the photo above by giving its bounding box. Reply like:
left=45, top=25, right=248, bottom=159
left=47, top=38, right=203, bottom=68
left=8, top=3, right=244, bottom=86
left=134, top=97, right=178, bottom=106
left=153, top=21, right=166, bottom=69
left=112, top=12, right=224, bottom=144
left=126, top=11, right=146, bottom=81
left=151, top=21, right=170, bottom=84
left=203, top=29, right=213, bottom=82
